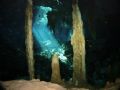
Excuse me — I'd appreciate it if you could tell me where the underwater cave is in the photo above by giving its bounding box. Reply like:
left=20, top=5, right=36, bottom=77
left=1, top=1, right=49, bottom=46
left=0, top=0, right=120, bottom=89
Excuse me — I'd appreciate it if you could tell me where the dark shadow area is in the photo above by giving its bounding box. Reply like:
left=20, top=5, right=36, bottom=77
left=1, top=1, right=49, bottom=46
left=0, top=82, right=5, bottom=90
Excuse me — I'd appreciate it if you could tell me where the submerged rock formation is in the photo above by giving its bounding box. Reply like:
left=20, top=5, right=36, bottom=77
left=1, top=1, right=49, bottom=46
left=2, top=80, right=66, bottom=90
left=71, top=0, right=86, bottom=85
left=25, top=0, right=35, bottom=79
left=51, top=54, right=63, bottom=84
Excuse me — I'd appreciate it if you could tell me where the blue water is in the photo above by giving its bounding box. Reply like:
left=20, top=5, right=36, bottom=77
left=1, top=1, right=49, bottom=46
left=32, top=6, right=67, bottom=63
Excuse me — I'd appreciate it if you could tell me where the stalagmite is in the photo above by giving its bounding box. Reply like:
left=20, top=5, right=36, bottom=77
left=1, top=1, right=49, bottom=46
left=25, top=0, right=35, bottom=79
left=51, top=54, right=63, bottom=84
left=71, top=0, right=86, bottom=85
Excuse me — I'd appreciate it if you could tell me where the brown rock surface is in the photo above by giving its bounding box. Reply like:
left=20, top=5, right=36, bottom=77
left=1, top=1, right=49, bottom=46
left=1, top=79, right=120, bottom=90
left=2, top=80, right=66, bottom=90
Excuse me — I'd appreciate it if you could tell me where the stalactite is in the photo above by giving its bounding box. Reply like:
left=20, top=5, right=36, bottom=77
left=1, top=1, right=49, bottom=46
left=71, top=0, right=86, bottom=86
left=25, top=0, right=35, bottom=80
left=51, top=54, right=63, bottom=84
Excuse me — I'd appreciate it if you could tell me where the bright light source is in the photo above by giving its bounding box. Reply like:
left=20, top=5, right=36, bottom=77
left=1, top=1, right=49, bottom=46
left=32, top=6, right=67, bottom=63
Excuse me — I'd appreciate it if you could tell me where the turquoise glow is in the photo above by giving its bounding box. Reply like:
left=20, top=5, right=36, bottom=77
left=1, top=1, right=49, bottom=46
left=32, top=6, right=67, bottom=63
